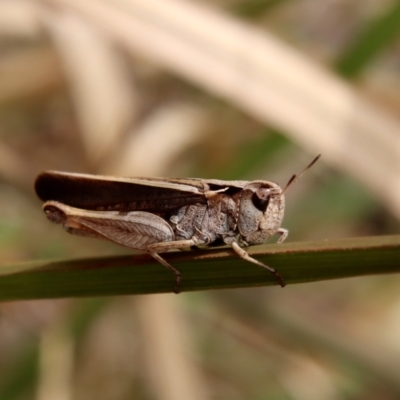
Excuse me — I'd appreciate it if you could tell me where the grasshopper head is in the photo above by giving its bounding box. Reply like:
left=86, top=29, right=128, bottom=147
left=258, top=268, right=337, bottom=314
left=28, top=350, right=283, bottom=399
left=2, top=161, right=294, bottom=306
left=236, top=155, right=320, bottom=245
left=237, top=182, right=284, bottom=245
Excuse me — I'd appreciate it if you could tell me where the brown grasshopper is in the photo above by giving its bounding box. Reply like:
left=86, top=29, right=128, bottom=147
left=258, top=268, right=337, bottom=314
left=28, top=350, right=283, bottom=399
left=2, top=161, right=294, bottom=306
left=35, top=155, right=320, bottom=292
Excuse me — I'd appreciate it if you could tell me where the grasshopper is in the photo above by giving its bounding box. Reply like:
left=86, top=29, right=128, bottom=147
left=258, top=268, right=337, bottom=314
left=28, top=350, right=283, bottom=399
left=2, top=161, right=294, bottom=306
left=35, top=155, right=320, bottom=292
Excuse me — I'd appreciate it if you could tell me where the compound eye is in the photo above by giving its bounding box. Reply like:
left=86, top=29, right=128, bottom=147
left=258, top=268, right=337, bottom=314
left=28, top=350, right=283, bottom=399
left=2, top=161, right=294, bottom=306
left=251, top=190, right=270, bottom=212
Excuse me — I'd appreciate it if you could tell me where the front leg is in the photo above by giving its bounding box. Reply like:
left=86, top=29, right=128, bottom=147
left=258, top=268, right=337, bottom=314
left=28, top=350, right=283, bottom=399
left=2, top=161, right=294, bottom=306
left=276, top=228, right=288, bottom=243
left=225, top=237, right=285, bottom=287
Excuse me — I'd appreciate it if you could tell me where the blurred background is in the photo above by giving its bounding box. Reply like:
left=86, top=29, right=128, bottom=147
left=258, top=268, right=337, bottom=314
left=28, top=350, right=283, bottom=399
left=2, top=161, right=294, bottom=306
left=1, top=0, right=400, bottom=399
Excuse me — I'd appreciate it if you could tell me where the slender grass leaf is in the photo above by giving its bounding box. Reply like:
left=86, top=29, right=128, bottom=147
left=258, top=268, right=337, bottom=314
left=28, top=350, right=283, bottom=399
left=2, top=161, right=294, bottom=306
left=0, top=235, right=399, bottom=301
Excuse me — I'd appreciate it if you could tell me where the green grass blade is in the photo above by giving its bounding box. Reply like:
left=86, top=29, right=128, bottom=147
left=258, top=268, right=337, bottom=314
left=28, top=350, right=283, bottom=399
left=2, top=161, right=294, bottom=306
left=0, top=235, right=399, bottom=301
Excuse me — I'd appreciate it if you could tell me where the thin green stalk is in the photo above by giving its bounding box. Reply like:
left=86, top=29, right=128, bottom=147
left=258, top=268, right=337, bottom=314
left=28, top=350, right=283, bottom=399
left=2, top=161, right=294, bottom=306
left=0, top=235, right=399, bottom=301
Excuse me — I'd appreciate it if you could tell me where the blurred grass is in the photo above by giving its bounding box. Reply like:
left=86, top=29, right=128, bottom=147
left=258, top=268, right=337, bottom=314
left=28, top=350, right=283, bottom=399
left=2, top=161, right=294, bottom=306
left=214, top=292, right=400, bottom=396
left=232, top=0, right=291, bottom=17
left=336, top=1, right=400, bottom=78
left=286, top=173, right=381, bottom=239
left=216, top=129, right=291, bottom=180
left=0, top=299, right=108, bottom=400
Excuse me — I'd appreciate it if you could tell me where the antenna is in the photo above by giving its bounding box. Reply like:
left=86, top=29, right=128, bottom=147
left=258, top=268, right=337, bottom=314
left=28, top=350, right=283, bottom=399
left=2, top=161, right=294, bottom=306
left=281, top=154, right=321, bottom=197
